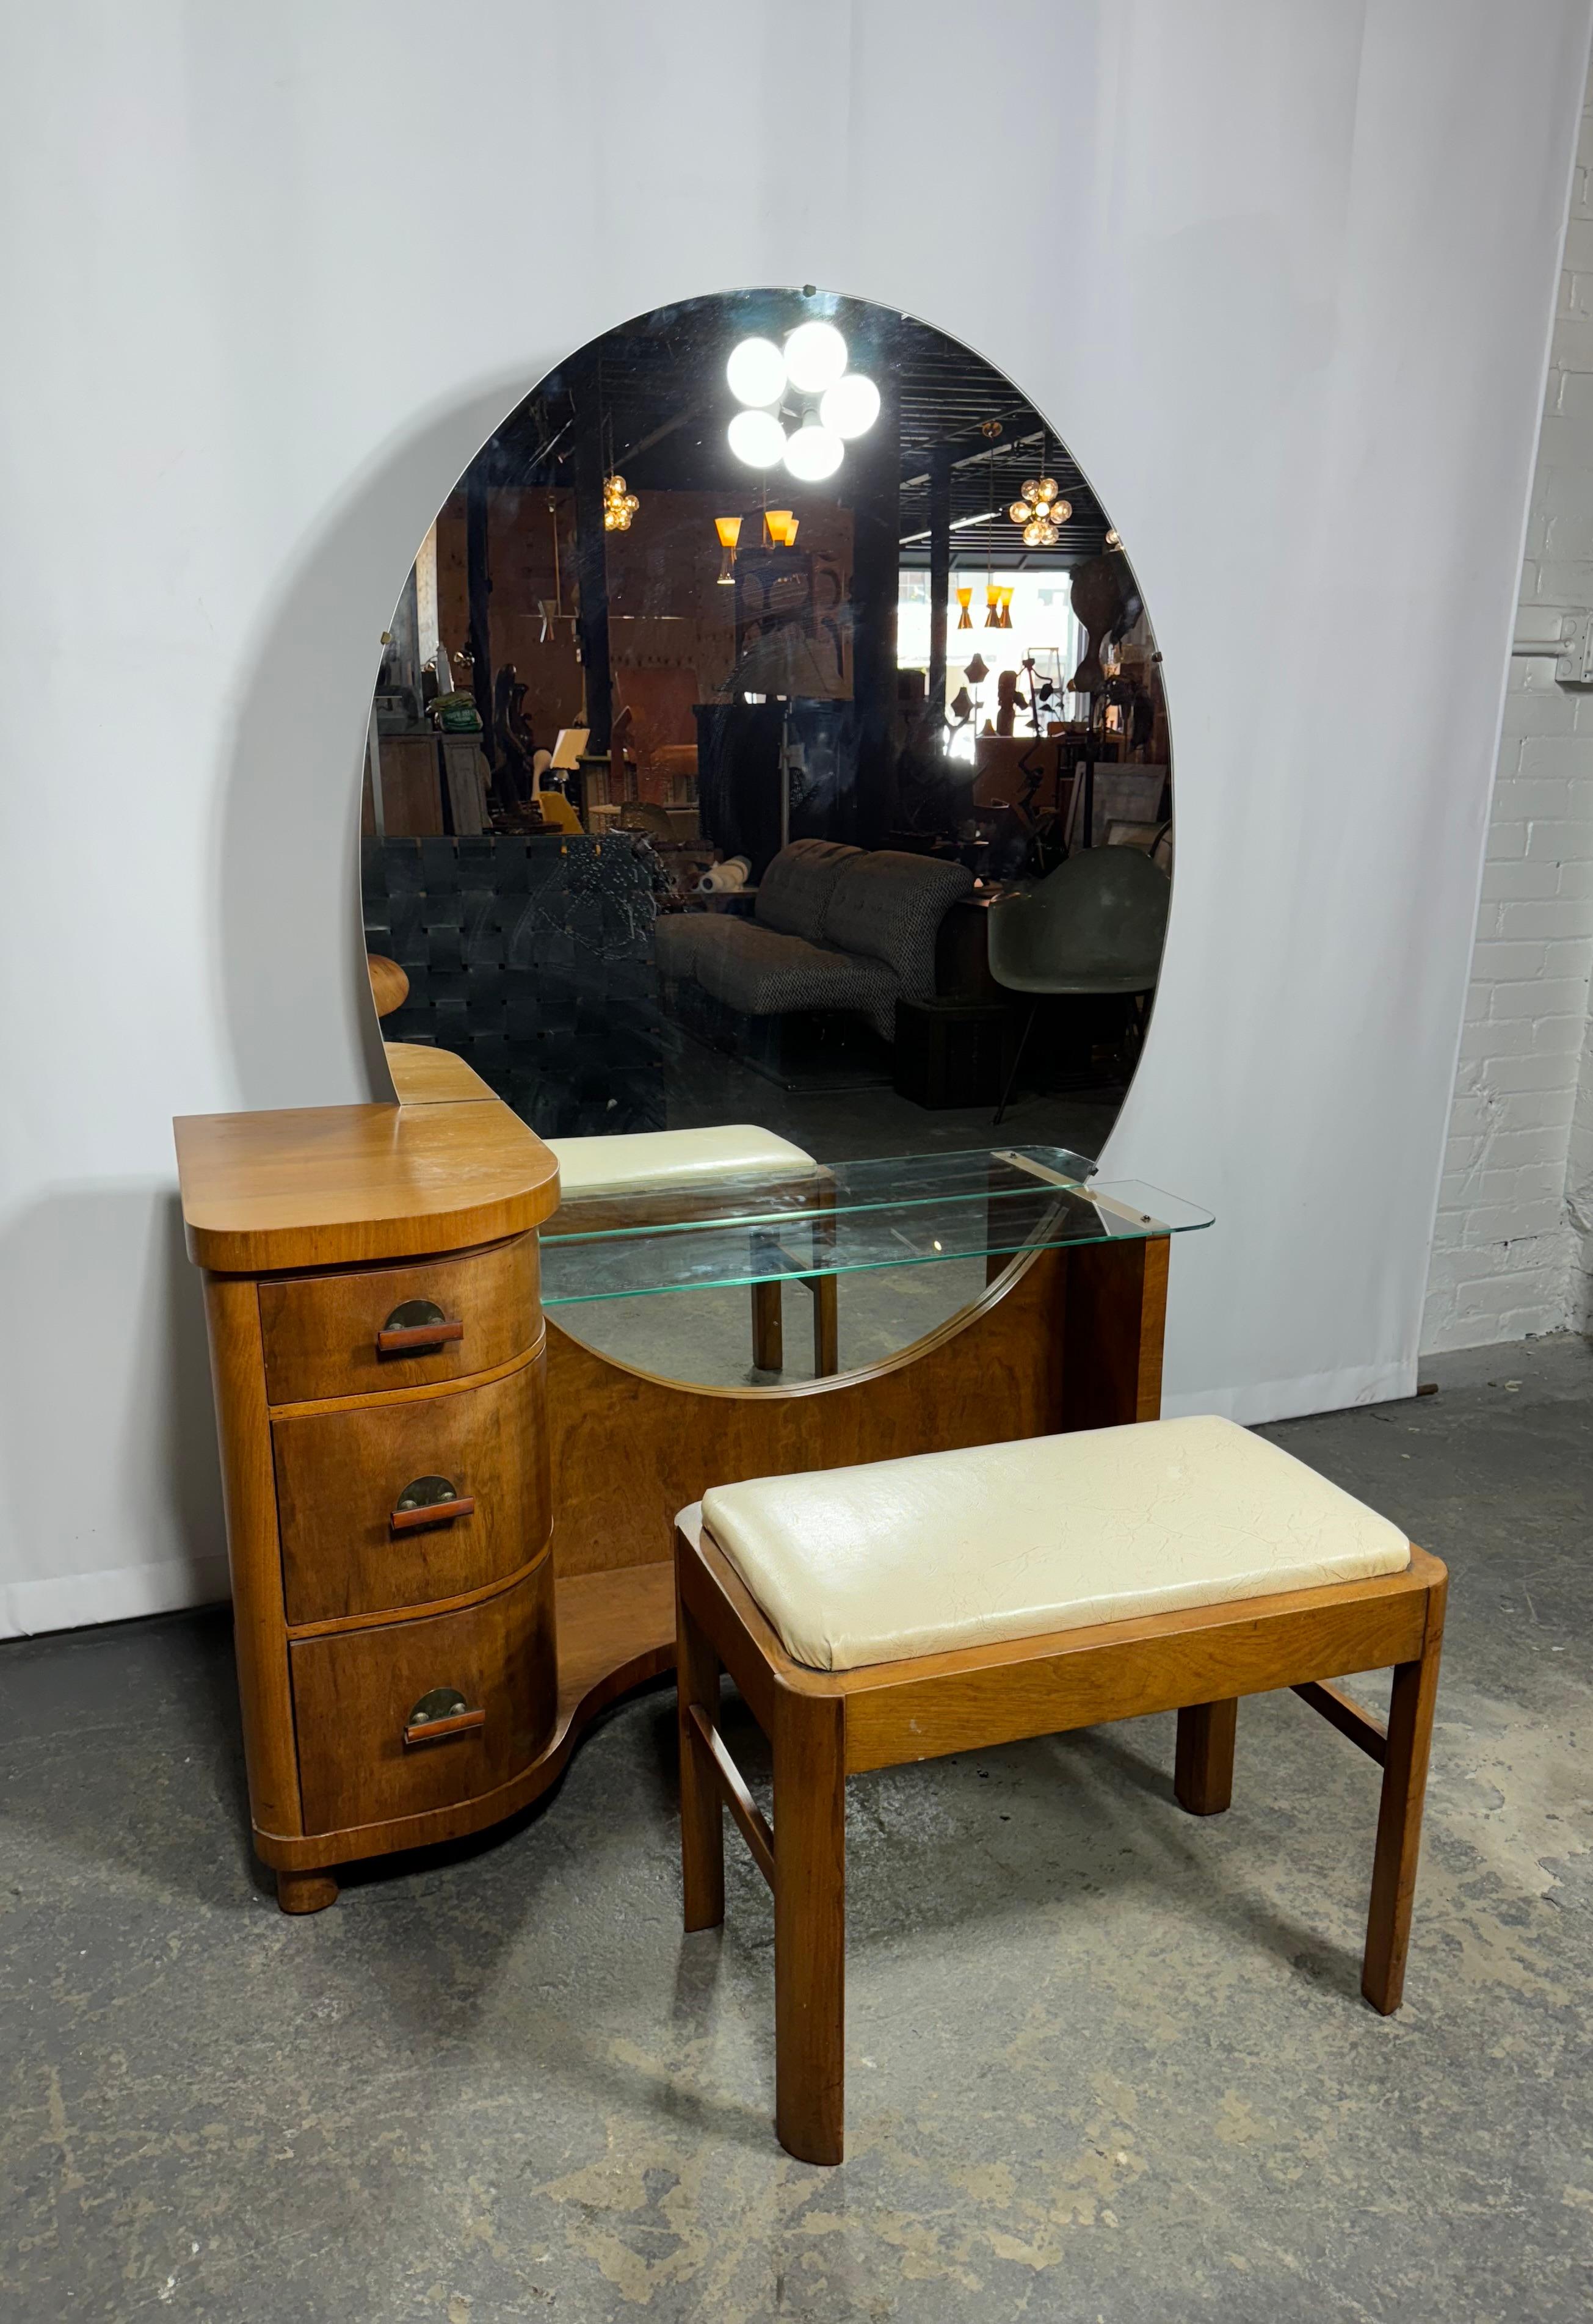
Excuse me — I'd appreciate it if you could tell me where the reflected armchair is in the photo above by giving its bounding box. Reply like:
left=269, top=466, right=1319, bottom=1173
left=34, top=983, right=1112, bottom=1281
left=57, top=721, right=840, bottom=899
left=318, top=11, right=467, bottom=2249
left=987, top=844, right=1171, bottom=1124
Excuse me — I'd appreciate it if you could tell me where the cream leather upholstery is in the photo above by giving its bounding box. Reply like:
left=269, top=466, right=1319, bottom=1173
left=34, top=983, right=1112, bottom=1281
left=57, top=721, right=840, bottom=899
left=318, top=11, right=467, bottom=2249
left=695, top=1416, right=1410, bottom=1671
left=548, top=1124, right=817, bottom=1198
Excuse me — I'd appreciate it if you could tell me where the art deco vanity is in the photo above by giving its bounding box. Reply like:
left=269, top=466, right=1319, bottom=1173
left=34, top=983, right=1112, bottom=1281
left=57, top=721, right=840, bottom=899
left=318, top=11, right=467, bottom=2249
left=176, top=1042, right=1207, bottom=1912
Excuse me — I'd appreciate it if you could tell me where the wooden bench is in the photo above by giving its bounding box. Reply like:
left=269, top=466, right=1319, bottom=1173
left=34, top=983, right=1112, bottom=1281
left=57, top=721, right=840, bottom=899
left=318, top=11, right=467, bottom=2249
left=546, top=1123, right=839, bottom=1375
left=675, top=1416, right=1446, bottom=2164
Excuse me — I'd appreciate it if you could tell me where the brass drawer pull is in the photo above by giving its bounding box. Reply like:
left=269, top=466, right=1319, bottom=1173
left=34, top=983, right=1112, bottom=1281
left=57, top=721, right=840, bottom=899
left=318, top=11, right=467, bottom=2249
left=404, top=1687, right=487, bottom=1748
left=377, top=1299, right=465, bottom=1355
left=390, top=1475, right=476, bottom=1533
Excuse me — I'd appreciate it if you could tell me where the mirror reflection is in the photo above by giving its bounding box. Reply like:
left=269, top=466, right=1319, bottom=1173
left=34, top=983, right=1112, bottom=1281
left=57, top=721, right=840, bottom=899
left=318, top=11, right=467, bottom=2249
left=361, top=289, right=1172, bottom=1385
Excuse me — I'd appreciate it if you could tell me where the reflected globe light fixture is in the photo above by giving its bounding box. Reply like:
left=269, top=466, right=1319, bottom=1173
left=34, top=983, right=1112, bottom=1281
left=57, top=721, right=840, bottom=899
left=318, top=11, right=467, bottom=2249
left=602, top=473, right=639, bottom=531
left=818, top=371, right=880, bottom=440
left=782, top=320, right=848, bottom=394
left=725, top=316, right=879, bottom=474
left=725, top=335, right=787, bottom=408
left=1009, top=472, right=1072, bottom=550
left=727, top=408, right=786, bottom=468
left=783, top=423, right=844, bottom=482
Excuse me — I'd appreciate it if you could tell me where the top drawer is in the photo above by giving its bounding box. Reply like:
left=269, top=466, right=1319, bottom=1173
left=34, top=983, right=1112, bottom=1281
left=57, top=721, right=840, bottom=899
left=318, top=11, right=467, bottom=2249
left=259, top=1234, right=539, bottom=1405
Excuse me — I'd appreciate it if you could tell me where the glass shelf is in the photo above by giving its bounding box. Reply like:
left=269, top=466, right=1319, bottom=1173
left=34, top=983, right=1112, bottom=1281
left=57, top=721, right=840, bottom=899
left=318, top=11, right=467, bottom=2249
left=539, top=1145, right=1211, bottom=1307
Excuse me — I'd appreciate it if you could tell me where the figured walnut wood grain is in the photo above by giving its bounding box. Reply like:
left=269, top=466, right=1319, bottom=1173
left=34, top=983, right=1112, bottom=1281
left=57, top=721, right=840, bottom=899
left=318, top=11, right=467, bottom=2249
left=289, top=1560, right=557, bottom=1835
left=258, top=1233, right=540, bottom=1404
left=254, top=1563, right=675, bottom=1872
left=547, top=1241, right=1087, bottom=1577
left=201, top=1273, right=302, bottom=1839
left=1061, top=1234, right=1167, bottom=1428
left=174, top=1099, right=560, bottom=1274
left=384, top=1041, right=499, bottom=1104
left=681, top=1514, right=1442, bottom=1776
left=272, top=1349, right=550, bottom=1626
left=367, top=955, right=410, bottom=1018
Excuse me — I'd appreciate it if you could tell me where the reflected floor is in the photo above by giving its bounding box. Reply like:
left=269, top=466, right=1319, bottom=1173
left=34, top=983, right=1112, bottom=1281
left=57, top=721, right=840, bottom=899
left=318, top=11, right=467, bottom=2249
left=555, top=1254, right=992, bottom=1389
left=548, top=1058, right=1123, bottom=1386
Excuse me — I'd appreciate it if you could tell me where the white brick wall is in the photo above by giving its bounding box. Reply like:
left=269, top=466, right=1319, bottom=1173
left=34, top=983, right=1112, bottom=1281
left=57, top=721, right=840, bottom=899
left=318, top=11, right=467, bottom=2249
left=1423, top=59, right=1593, bottom=1353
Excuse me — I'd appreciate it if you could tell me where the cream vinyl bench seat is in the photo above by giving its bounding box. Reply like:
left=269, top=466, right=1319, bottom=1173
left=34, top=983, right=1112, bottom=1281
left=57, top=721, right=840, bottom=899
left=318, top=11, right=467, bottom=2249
left=674, top=1415, right=1447, bottom=2164
left=546, top=1124, right=839, bottom=1375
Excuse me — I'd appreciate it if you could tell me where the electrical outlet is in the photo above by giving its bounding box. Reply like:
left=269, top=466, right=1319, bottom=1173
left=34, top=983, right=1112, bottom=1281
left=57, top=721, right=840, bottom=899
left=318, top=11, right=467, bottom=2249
left=1555, top=612, right=1593, bottom=684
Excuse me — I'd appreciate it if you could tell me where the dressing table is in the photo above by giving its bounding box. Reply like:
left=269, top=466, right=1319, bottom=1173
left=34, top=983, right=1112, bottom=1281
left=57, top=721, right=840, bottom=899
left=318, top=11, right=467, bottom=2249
left=176, top=1044, right=1209, bottom=1911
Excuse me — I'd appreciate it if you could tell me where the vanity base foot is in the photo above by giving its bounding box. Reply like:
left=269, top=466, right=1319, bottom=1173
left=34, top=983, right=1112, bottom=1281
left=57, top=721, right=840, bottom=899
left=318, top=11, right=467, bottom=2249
left=276, top=1868, right=339, bottom=1915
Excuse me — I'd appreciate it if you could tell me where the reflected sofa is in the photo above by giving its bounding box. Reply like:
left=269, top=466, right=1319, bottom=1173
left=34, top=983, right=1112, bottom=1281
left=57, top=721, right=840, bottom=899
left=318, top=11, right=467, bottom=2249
left=655, top=840, right=974, bottom=1042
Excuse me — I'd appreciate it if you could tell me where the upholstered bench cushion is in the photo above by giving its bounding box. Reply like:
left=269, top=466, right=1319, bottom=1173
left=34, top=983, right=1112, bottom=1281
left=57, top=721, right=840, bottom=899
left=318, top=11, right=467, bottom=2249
left=697, top=1416, right=1410, bottom=1671
left=548, top=1123, right=817, bottom=1198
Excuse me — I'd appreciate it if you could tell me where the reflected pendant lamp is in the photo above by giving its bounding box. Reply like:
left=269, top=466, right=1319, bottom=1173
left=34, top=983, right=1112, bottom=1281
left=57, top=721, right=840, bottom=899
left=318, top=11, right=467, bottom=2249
left=956, top=584, right=973, bottom=631
left=714, top=515, right=742, bottom=584
left=603, top=472, right=639, bottom=532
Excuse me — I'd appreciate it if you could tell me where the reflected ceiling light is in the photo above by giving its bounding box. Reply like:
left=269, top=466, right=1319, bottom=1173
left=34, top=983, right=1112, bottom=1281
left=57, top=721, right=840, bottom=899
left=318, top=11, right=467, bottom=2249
left=725, top=314, right=877, bottom=477
left=984, top=582, right=1003, bottom=629
left=818, top=372, right=880, bottom=440
left=998, top=584, right=1015, bottom=629
left=783, top=320, right=849, bottom=394
left=714, top=514, right=742, bottom=584
left=1009, top=471, right=1070, bottom=549
left=783, top=424, right=844, bottom=482
left=956, top=584, right=973, bottom=631
left=727, top=336, right=788, bottom=408
left=764, top=508, right=798, bottom=547
left=603, top=472, right=639, bottom=531
left=728, top=408, right=788, bottom=468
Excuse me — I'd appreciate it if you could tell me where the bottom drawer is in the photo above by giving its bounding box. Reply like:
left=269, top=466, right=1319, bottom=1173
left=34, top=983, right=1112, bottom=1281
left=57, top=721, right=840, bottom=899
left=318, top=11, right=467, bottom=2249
left=290, top=1560, right=557, bottom=1836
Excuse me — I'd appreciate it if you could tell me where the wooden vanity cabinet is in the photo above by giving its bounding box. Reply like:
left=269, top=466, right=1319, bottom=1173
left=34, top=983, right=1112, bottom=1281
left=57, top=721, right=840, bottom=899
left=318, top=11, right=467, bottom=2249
left=175, top=1086, right=672, bottom=1914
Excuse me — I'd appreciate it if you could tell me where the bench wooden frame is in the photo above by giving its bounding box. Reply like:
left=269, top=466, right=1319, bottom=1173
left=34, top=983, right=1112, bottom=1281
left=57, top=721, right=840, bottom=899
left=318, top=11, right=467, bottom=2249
left=675, top=1509, right=1447, bottom=2166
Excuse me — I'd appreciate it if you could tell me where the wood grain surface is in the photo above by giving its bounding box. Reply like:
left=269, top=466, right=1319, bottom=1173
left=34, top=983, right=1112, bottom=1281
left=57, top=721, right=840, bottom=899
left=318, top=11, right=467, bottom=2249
left=289, top=1559, right=557, bottom=1834
left=272, top=1348, right=550, bottom=1626
left=175, top=1099, right=560, bottom=1273
left=259, top=1232, right=539, bottom=1403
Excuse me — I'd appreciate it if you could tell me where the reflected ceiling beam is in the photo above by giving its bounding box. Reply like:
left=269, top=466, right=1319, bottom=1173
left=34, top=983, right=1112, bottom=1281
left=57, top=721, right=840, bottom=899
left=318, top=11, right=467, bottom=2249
left=899, top=425, right=1047, bottom=490
left=614, top=401, right=704, bottom=463
left=899, top=510, right=1009, bottom=547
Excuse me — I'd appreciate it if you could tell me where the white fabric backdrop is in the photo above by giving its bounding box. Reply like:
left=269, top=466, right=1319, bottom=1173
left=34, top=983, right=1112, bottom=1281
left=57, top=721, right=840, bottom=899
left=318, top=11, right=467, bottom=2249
left=1, top=0, right=1586, bottom=1634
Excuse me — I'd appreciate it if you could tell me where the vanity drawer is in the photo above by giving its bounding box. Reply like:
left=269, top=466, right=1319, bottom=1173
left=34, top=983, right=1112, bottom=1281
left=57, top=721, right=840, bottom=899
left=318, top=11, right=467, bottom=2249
left=273, top=1354, right=550, bottom=1627
left=259, top=1233, right=540, bottom=1405
left=289, top=1560, right=557, bottom=1836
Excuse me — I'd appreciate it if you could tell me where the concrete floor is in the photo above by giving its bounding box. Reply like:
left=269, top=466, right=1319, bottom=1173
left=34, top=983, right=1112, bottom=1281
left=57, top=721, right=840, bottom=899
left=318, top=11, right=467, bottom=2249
left=2, top=1338, right=1590, bottom=2322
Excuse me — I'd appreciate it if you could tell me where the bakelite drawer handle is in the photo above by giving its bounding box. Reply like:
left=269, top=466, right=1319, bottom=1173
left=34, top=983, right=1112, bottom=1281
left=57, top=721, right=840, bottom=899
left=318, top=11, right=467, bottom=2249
left=390, top=1476, right=476, bottom=1533
left=377, top=1298, right=465, bottom=1355
left=404, top=1687, right=486, bottom=1748
left=377, top=1322, right=465, bottom=1353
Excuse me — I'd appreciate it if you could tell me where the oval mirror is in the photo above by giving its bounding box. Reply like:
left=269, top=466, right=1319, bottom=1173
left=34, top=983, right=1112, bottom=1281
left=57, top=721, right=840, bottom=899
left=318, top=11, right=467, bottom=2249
left=361, top=289, right=1171, bottom=1387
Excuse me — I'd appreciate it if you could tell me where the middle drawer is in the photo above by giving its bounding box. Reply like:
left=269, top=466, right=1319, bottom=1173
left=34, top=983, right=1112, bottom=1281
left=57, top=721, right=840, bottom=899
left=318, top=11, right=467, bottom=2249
left=272, top=1351, right=550, bottom=1627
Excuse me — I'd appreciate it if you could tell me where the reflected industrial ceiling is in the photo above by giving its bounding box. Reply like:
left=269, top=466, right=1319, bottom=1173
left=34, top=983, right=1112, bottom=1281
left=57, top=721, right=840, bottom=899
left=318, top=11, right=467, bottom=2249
left=467, top=294, right=1111, bottom=570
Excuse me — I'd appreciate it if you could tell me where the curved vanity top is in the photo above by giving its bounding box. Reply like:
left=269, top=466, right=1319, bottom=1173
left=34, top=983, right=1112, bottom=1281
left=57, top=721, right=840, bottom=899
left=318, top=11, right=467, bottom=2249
left=175, top=1060, right=559, bottom=1273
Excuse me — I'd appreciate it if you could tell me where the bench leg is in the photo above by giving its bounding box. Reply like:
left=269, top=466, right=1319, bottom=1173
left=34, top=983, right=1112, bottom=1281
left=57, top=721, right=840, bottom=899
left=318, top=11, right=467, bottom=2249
left=810, top=1273, right=840, bottom=1377
left=677, top=1590, right=725, bottom=1933
left=750, top=1280, right=783, bottom=1372
left=1362, top=1612, right=1445, bottom=2014
left=1175, top=1699, right=1238, bottom=1815
left=774, top=1692, right=846, bottom=2165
